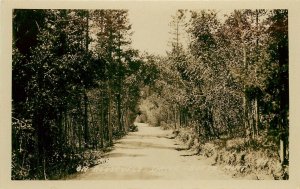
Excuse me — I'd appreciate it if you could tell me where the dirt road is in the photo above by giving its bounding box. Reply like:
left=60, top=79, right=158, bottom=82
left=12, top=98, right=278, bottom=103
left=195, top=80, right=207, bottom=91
left=68, top=123, right=232, bottom=180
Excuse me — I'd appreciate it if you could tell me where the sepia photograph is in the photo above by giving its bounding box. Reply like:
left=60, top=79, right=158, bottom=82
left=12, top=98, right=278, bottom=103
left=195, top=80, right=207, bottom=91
left=1, top=0, right=300, bottom=189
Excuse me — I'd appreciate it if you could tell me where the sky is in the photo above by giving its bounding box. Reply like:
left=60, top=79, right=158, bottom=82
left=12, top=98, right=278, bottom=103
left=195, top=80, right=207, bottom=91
left=128, top=7, right=178, bottom=56
left=127, top=8, right=231, bottom=56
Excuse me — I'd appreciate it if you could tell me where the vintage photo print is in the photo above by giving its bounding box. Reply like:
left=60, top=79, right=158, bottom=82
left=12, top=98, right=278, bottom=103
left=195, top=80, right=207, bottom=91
left=1, top=0, right=300, bottom=189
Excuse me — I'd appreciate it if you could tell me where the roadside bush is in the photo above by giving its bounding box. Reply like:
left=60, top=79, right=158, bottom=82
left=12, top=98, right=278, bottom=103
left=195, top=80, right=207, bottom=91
left=174, top=126, right=286, bottom=180
left=160, top=121, right=174, bottom=130
left=129, top=124, right=138, bottom=132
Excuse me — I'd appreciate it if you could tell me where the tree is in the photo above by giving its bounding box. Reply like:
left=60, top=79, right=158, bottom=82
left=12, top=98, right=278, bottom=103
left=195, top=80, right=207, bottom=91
left=13, top=9, right=105, bottom=179
left=93, top=10, right=133, bottom=142
left=265, top=10, right=289, bottom=165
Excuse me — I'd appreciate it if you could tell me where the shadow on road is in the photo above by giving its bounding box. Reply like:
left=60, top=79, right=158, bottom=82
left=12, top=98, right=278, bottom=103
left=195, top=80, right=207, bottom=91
left=117, top=140, right=176, bottom=150
left=104, top=152, right=145, bottom=158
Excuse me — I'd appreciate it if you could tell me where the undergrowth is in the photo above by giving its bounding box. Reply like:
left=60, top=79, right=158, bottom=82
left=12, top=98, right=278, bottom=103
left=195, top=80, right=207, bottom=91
left=173, top=127, right=289, bottom=180
left=12, top=148, right=107, bottom=180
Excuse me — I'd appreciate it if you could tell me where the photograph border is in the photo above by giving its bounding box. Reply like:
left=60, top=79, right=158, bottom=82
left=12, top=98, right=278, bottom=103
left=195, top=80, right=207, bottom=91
left=1, top=0, right=300, bottom=189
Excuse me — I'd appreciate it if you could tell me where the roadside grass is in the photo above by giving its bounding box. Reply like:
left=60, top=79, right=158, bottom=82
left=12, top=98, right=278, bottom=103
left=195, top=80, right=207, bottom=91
left=169, top=126, right=288, bottom=180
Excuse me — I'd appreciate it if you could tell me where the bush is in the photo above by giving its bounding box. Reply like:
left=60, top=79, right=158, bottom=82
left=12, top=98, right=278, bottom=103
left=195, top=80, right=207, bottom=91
left=128, top=124, right=138, bottom=132
left=160, top=121, right=174, bottom=130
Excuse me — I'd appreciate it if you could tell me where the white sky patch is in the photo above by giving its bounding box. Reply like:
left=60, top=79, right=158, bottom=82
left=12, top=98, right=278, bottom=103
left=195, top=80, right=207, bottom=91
left=127, top=8, right=234, bottom=56
left=128, top=7, right=177, bottom=56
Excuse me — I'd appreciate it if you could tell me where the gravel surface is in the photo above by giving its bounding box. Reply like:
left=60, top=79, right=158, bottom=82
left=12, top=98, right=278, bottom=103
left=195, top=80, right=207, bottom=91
left=68, top=123, right=233, bottom=180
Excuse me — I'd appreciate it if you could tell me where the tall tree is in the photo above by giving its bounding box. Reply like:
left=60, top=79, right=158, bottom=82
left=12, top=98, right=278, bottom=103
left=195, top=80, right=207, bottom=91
left=266, top=9, right=289, bottom=164
left=93, top=10, right=133, bottom=139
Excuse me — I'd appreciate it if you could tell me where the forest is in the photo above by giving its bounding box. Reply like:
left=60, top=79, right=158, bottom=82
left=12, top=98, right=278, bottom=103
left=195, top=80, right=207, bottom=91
left=12, top=9, right=288, bottom=180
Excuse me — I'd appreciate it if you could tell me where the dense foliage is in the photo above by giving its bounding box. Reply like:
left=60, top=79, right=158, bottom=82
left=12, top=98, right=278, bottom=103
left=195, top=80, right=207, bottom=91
left=12, top=9, right=147, bottom=179
left=139, top=9, right=289, bottom=167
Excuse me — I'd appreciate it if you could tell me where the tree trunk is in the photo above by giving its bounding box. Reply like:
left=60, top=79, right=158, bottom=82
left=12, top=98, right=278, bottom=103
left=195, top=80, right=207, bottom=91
left=167, top=108, right=169, bottom=124
left=64, top=110, right=68, bottom=146
left=254, top=9, right=260, bottom=138
left=179, top=107, right=181, bottom=127
left=108, top=83, right=113, bottom=146
left=77, top=99, right=82, bottom=151
left=208, top=107, right=218, bottom=139
left=174, top=106, right=177, bottom=130
left=88, top=101, right=97, bottom=148
left=83, top=92, right=89, bottom=147
left=83, top=10, right=90, bottom=147
left=236, top=11, right=250, bottom=139
left=278, top=42, right=289, bottom=165
left=32, top=110, right=42, bottom=173
left=100, top=90, right=104, bottom=148
left=242, top=42, right=249, bottom=138
left=116, top=93, right=123, bottom=132
left=254, top=99, right=259, bottom=136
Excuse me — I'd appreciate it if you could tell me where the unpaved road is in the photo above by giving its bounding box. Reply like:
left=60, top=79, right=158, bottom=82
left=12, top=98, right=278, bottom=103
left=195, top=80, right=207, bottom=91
left=68, top=123, right=232, bottom=180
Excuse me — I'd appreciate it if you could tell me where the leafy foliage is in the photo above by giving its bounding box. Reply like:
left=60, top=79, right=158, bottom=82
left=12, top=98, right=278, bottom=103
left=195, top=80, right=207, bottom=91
left=140, top=9, right=289, bottom=175
left=12, top=9, right=146, bottom=179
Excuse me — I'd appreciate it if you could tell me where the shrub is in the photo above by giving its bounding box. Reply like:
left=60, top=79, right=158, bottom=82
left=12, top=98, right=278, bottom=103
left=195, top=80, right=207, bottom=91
left=128, top=124, right=138, bottom=132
